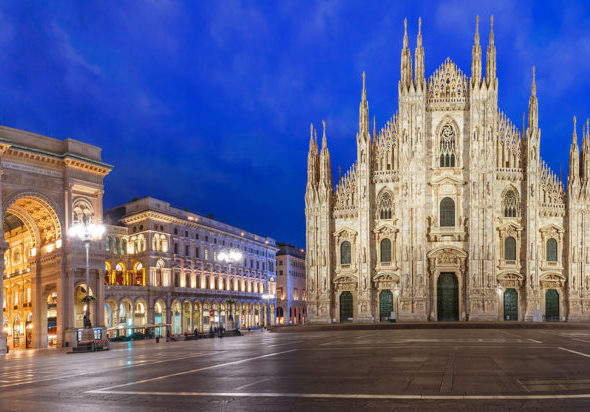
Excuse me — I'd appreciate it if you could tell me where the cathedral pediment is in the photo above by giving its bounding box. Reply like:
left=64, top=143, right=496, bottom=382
left=372, top=222, right=398, bottom=235
left=429, top=174, right=465, bottom=186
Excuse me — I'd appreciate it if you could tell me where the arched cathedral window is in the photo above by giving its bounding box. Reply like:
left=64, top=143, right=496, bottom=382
left=504, top=237, right=516, bottom=261
left=380, top=239, right=392, bottom=263
left=503, top=189, right=518, bottom=217
left=546, top=238, right=558, bottom=262
left=439, top=124, right=456, bottom=167
left=439, top=197, right=455, bottom=227
left=379, top=192, right=392, bottom=219
left=340, top=241, right=351, bottom=265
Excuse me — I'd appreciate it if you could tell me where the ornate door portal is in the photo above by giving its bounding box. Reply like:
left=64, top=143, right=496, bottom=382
left=545, top=289, right=559, bottom=322
left=379, top=290, right=393, bottom=321
left=437, top=272, right=458, bottom=321
left=339, top=292, right=353, bottom=322
left=503, top=288, right=518, bottom=321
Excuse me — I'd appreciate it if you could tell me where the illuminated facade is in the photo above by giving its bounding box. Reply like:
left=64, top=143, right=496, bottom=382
left=276, top=242, right=306, bottom=324
left=306, top=17, right=590, bottom=323
left=0, top=126, right=111, bottom=351
left=103, top=197, right=277, bottom=336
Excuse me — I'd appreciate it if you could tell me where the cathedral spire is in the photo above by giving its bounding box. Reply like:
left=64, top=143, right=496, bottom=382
left=527, top=66, right=538, bottom=133
left=471, top=15, right=482, bottom=86
left=307, top=123, right=319, bottom=188
left=414, top=17, right=425, bottom=85
left=309, top=123, right=316, bottom=153
left=485, top=15, right=496, bottom=86
left=359, top=72, right=369, bottom=136
left=319, top=120, right=332, bottom=186
left=569, top=115, right=579, bottom=184
left=582, top=118, right=590, bottom=181
left=400, top=18, right=413, bottom=88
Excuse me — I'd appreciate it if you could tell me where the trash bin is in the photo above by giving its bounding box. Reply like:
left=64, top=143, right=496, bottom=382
left=156, top=336, right=160, bottom=343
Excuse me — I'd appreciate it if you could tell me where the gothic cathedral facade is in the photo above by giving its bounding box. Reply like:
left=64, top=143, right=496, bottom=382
left=305, top=17, right=590, bottom=323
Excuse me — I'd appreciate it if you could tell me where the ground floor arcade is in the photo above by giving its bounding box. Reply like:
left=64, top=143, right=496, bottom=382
left=103, top=294, right=276, bottom=337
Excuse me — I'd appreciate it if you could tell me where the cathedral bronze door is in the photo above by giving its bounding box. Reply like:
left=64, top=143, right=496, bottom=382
left=437, top=272, right=458, bottom=321
left=545, top=289, right=559, bottom=322
left=379, top=290, right=393, bottom=321
left=339, top=291, right=353, bottom=322
left=503, top=288, right=518, bottom=321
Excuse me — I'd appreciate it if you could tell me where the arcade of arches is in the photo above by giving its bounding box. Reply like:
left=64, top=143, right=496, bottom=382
left=103, top=297, right=273, bottom=337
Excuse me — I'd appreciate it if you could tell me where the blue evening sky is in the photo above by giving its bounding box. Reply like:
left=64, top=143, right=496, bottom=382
left=0, top=1, right=588, bottom=248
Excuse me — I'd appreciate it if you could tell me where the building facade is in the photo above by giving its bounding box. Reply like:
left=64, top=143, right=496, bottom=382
left=103, top=197, right=277, bottom=336
left=276, top=242, right=306, bottom=324
left=0, top=126, right=111, bottom=351
left=305, top=17, right=590, bottom=323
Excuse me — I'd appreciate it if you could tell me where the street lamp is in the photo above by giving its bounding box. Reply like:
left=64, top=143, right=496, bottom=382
left=217, top=248, right=243, bottom=329
left=68, top=217, right=105, bottom=329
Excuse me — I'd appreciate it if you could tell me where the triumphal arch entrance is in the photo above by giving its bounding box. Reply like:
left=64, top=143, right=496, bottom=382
left=0, top=126, right=111, bottom=352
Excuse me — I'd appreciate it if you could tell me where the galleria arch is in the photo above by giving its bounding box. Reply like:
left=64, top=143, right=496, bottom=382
left=0, top=126, right=111, bottom=352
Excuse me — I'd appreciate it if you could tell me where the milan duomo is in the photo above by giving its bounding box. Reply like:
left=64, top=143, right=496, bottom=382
left=305, top=17, right=590, bottom=323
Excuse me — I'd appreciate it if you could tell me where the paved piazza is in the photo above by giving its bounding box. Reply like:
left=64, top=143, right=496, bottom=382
left=3, top=328, right=590, bottom=410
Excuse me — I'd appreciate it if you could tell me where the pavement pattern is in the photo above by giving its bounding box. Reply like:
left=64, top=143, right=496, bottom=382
left=2, top=328, right=590, bottom=410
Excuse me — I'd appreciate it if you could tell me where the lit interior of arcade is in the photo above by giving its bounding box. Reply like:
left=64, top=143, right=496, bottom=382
left=1, top=196, right=62, bottom=350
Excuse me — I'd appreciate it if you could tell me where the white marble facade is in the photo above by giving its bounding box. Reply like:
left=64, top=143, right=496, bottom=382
left=305, top=17, right=590, bottom=323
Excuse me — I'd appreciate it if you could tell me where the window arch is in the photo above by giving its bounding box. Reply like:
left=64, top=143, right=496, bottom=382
left=439, top=197, right=455, bottom=227
left=504, top=237, right=516, bottom=261
left=380, top=238, right=392, bottom=263
left=378, top=192, right=393, bottom=219
left=340, top=241, right=351, bottom=265
left=105, top=236, right=111, bottom=252
left=503, top=189, right=518, bottom=217
left=439, top=123, right=456, bottom=167
left=546, top=238, right=558, bottom=262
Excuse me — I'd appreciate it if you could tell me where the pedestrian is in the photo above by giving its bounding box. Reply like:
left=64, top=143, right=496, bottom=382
left=194, top=327, right=199, bottom=338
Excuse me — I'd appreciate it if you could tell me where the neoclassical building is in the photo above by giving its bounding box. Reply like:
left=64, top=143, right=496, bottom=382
left=103, top=197, right=277, bottom=336
left=0, top=126, right=111, bottom=351
left=276, top=242, right=306, bottom=324
left=305, top=17, right=590, bottom=323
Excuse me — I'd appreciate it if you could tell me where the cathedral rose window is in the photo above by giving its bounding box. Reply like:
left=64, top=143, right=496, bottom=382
left=379, top=192, right=393, bottom=219
left=503, top=189, right=518, bottom=217
left=439, top=124, right=456, bottom=167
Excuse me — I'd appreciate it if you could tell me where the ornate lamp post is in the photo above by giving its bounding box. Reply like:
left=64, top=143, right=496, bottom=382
left=68, top=217, right=105, bottom=329
left=217, top=249, right=243, bottom=330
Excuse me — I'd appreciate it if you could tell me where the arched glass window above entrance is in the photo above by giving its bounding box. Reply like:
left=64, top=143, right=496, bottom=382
left=340, top=241, right=351, bottom=265
left=546, top=238, right=558, bottom=262
left=380, top=239, right=392, bottom=262
left=439, top=197, right=455, bottom=227
left=504, top=237, right=516, bottom=261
